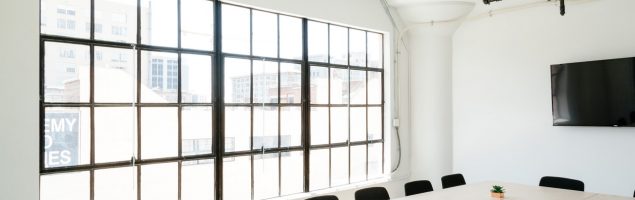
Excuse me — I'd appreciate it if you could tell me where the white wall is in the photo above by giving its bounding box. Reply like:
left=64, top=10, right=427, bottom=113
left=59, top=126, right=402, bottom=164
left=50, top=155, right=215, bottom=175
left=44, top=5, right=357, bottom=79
left=0, top=0, right=40, bottom=200
left=453, top=0, right=635, bottom=196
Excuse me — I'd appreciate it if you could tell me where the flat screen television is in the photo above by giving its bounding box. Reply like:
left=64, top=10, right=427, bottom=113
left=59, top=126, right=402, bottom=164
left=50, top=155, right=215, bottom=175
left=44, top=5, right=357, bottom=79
left=551, top=57, right=635, bottom=127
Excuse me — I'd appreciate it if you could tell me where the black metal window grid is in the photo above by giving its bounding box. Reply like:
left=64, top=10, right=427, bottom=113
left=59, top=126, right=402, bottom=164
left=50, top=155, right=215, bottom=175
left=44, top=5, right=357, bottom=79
left=39, top=0, right=384, bottom=199
left=305, top=20, right=385, bottom=191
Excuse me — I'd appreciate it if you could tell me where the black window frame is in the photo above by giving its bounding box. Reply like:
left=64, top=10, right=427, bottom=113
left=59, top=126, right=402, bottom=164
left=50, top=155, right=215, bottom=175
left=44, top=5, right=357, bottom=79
left=305, top=20, right=385, bottom=190
left=39, top=0, right=385, bottom=199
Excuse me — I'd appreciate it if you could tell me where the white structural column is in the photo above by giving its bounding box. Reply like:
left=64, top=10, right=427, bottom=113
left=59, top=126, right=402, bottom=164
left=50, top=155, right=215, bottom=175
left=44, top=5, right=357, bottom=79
left=408, top=27, right=455, bottom=185
left=388, top=0, right=473, bottom=188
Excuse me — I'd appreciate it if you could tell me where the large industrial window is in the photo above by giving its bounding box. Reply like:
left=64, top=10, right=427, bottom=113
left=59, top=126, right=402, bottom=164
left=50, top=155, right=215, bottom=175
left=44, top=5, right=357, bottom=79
left=39, top=0, right=384, bottom=199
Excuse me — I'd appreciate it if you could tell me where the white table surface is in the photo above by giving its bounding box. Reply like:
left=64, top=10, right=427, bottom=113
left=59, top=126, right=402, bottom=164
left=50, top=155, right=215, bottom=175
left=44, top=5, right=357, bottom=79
left=586, top=193, right=634, bottom=200
left=394, top=181, right=633, bottom=200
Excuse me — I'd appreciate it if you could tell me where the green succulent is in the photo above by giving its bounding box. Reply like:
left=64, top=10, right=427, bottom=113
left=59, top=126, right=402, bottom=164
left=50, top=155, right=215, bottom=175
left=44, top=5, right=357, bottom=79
left=491, top=185, right=505, bottom=193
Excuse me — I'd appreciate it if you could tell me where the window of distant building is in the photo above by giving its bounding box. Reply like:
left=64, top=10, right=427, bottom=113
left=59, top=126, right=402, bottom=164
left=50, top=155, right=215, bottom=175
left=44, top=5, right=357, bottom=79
left=151, top=58, right=164, bottom=89
left=55, top=7, right=76, bottom=30
left=111, top=26, right=127, bottom=36
left=58, top=48, right=75, bottom=59
left=166, top=60, right=178, bottom=90
left=95, top=51, right=102, bottom=61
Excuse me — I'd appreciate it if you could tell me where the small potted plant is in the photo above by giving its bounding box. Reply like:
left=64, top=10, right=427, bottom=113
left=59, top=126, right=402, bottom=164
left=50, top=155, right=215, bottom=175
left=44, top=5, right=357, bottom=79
left=490, top=185, right=505, bottom=199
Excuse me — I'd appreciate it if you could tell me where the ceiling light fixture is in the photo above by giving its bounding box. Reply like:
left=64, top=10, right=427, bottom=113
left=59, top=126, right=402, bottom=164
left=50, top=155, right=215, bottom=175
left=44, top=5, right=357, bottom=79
left=483, top=0, right=566, bottom=16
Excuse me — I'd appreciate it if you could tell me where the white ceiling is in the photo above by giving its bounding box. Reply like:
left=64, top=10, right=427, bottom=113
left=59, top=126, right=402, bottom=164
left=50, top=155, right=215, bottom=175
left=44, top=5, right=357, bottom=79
left=386, top=0, right=554, bottom=23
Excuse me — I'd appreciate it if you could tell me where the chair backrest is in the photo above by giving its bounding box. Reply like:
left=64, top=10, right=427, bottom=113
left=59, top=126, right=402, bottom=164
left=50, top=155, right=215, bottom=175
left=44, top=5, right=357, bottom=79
left=306, top=195, right=339, bottom=200
left=405, top=180, right=434, bottom=196
left=355, top=187, right=390, bottom=200
left=538, top=176, right=585, bottom=191
left=441, top=173, right=466, bottom=189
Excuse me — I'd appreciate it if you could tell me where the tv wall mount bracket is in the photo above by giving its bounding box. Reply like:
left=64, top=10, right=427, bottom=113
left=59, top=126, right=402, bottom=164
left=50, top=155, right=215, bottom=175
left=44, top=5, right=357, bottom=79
left=483, top=0, right=566, bottom=16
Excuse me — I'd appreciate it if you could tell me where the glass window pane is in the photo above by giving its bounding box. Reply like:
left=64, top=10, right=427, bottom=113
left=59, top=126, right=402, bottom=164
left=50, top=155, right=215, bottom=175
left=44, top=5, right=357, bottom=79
left=368, top=32, right=382, bottom=68
left=222, top=4, right=250, bottom=55
left=95, top=0, right=136, bottom=43
left=40, top=171, right=90, bottom=200
left=182, top=54, right=212, bottom=103
left=253, top=60, right=278, bottom=104
left=95, top=107, right=136, bottom=163
left=252, top=11, right=277, bottom=58
left=279, top=16, right=302, bottom=60
left=253, top=106, right=278, bottom=149
left=41, top=0, right=90, bottom=39
left=141, top=107, right=178, bottom=159
left=310, top=66, right=329, bottom=104
left=182, top=107, right=212, bottom=156
left=44, top=42, right=90, bottom=103
left=350, top=70, right=367, bottom=104
left=309, top=149, right=329, bottom=191
left=350, top=145, right=367, bottom=183
left=141, top=0, right=178, bottom=47
left=368, top=143, right=383, bottom=179
left=141, top=51, right=179, bottom=103
left=141, top=163, right=178, bottom=200
left=368, top=71, right=382, bottom=104
left=281, top=151, right=304, bottom=195
left=254, top=153, right=279, bottom=200
left=224, top=58, right=251, bottom=103
left=330, top=25, right=348, bottom=65
left=331, top=107, right=348, bottom=144
left=330, top=147, right=348, bottom=186
left=44, top=107, right=90, bottom=168
left=350, top=107, right=366, bottom=142
left=330, top=68, right=349, bottom=104
left=368, top=107, right=382, bottom=141
left=280, top=63, right=301, bottom=104
left=350, top=29, right=367, bottom=67
left=181, top=0, right=214, bottom=51
left=308, top=21, right=328, bottom=63
left=310, top=107, right=328, bottom=145
left=223, top=156, right=251, bottom=200
left=225, top=106, right=251, bottom=152
left=182, top=159, right=215, bottom=200
left=95, top=166, right=136, bottom=200
left=95, top=46, right=135, bottom=103
left=280, top=107, right=301, bottom=147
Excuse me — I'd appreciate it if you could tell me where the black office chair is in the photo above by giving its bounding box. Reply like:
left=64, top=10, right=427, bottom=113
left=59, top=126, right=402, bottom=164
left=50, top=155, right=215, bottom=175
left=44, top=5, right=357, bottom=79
left=306, top=195, right=339, bottom=200
left=355, top=187, right=390, bottom=200
left=538, top=176, right=585, bottom=191
left=441, top=173, right=466, bottom=189
left=405, top=180, right=434, bottom=196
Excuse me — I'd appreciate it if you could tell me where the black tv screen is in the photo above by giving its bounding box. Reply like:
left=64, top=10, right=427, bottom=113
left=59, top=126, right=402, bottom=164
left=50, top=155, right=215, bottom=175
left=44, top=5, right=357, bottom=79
left=551, top=57, right=635, bottom=127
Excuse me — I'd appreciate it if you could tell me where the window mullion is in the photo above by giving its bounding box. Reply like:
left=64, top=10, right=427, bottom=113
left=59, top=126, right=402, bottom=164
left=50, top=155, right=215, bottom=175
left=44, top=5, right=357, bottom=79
left=89, top=4, right=96, bottom=200
left=347, top=27, right=352, bottom=186
left=213, top=1, right=224, bottom=200
left=277, top=13, right=283, bottom=197
left=134, top=0, right=142, bottom=193
left=365, top=32, right=370, bottom=181
left=301, top=18, right=310, bottom=193
left=175, top=0, right=184, bottom=183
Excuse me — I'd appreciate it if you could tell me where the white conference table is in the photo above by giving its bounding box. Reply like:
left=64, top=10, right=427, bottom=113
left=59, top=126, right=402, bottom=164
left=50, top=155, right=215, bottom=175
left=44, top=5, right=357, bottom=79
left=394, top=181, right=633, bottom=200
